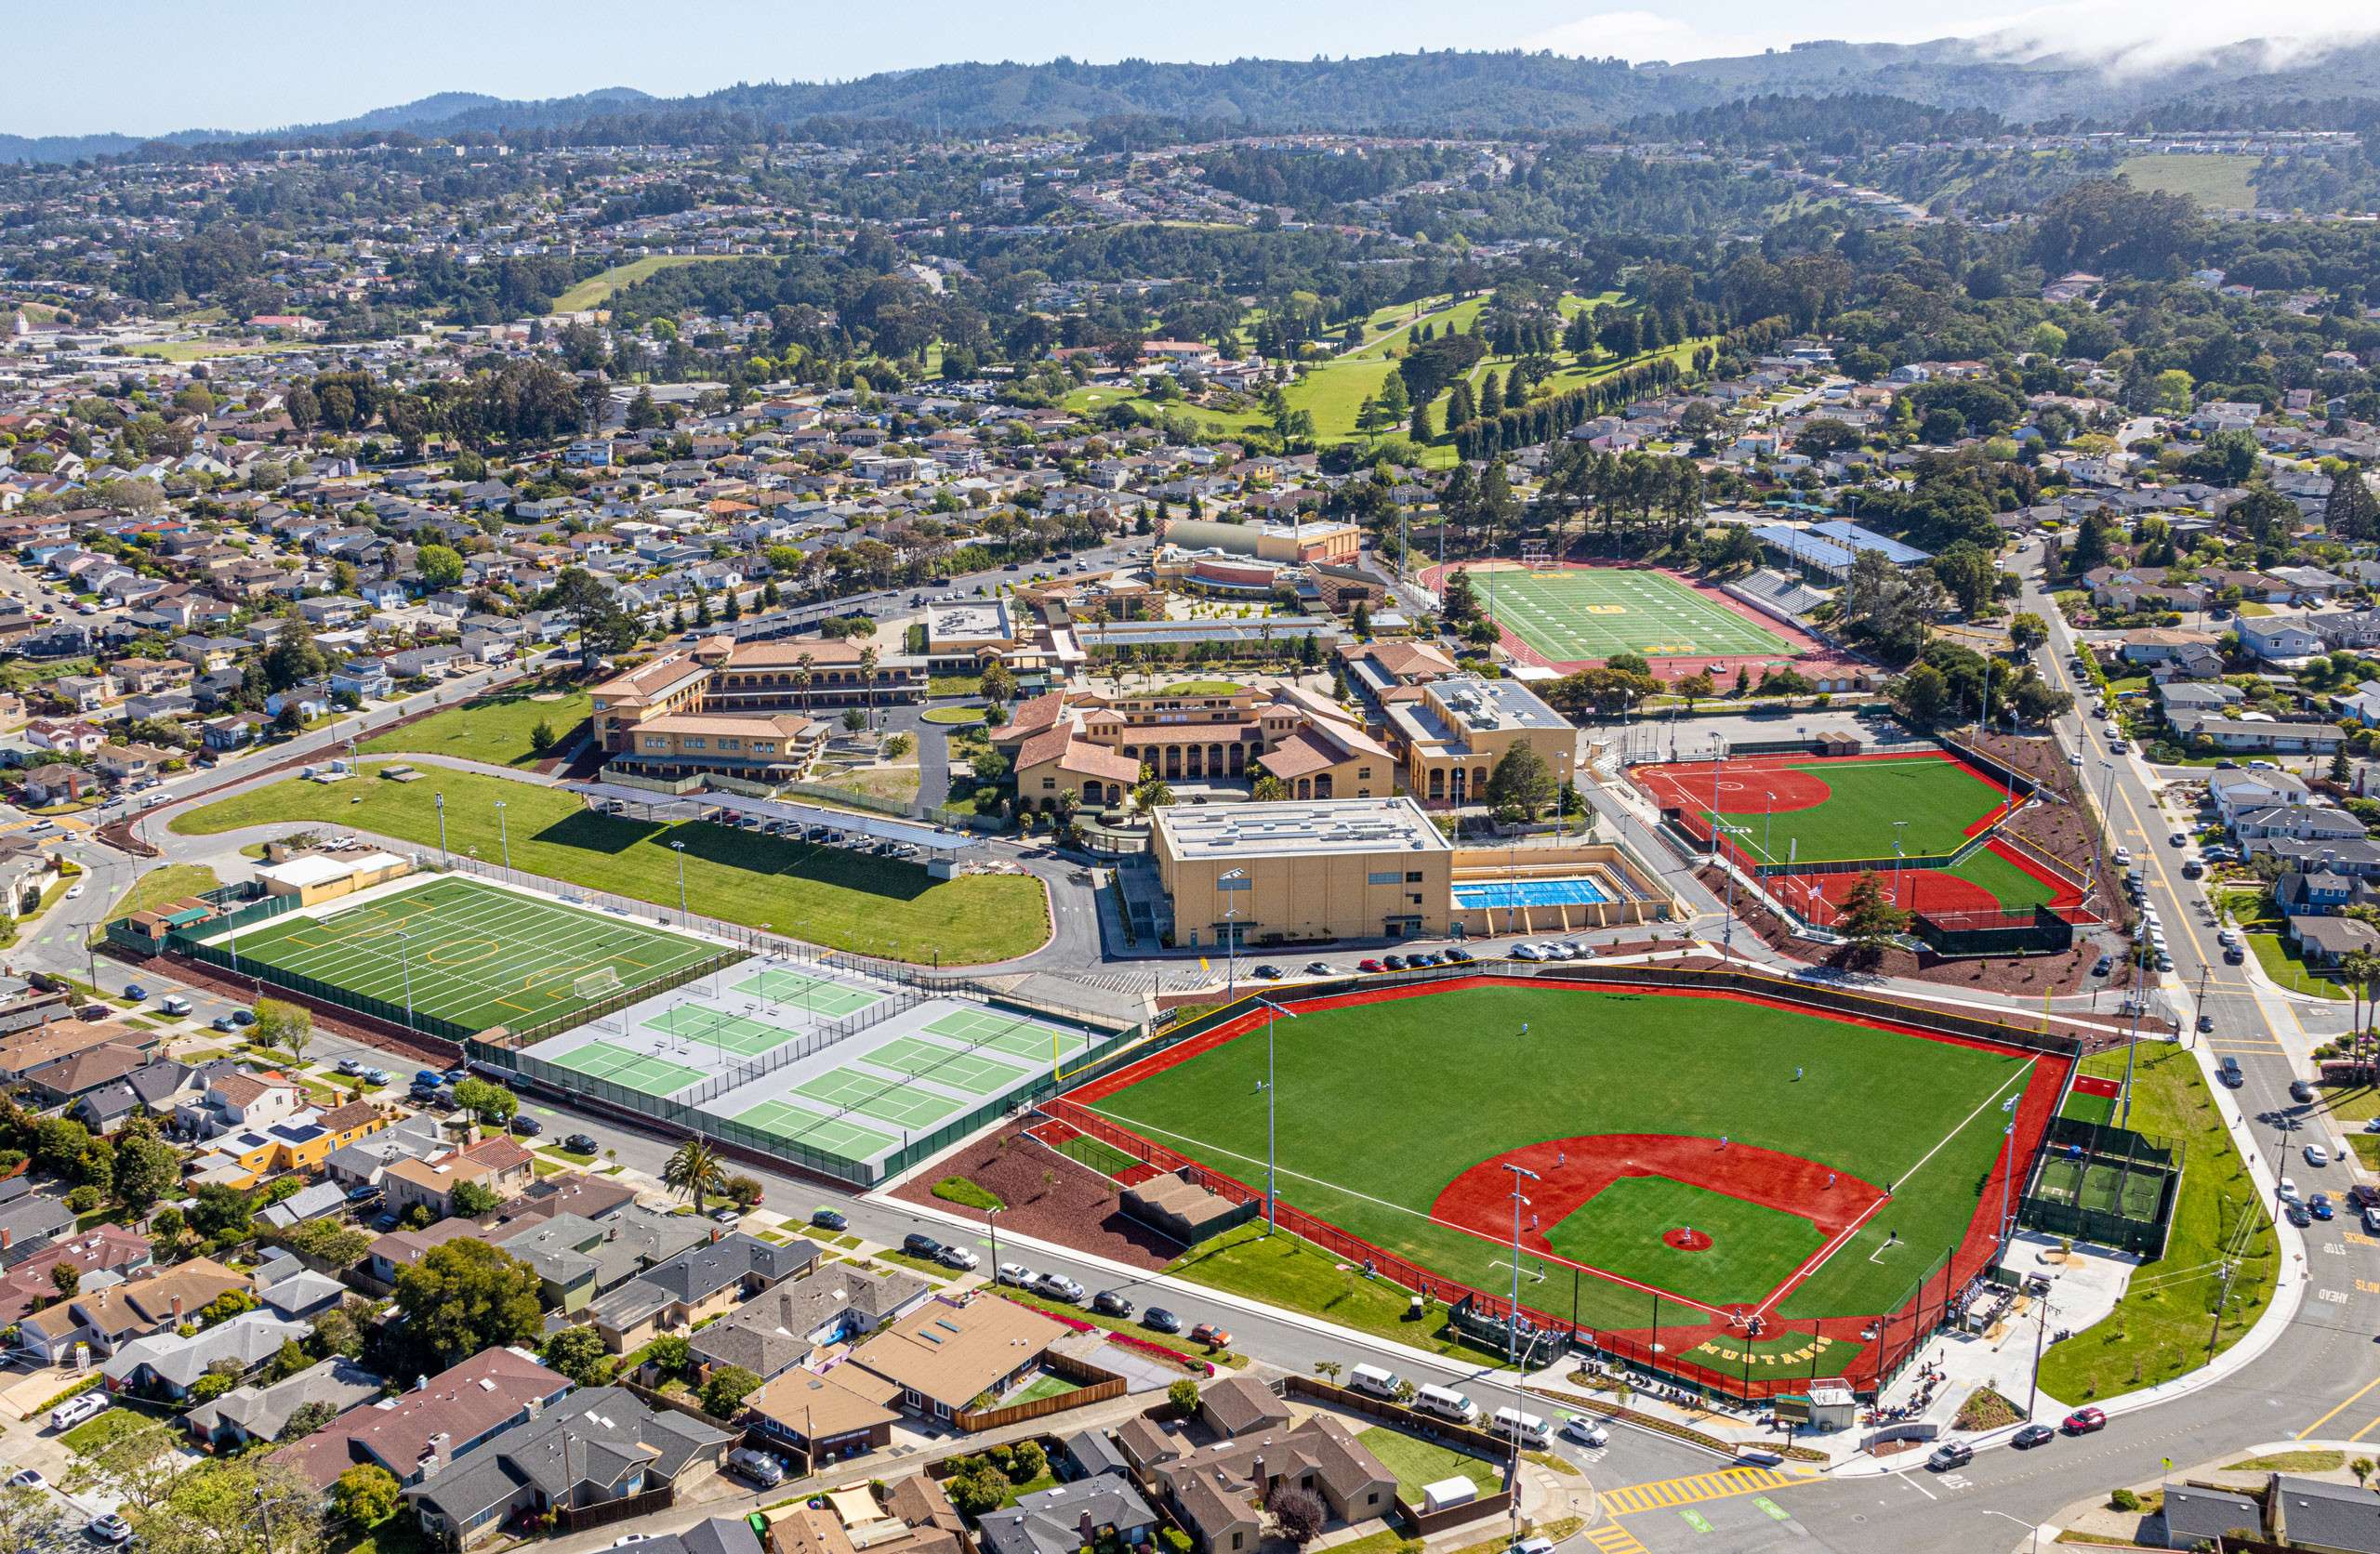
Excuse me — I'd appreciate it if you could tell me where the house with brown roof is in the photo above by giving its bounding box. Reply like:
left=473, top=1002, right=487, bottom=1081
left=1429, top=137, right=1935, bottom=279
left=1145, top=1417, right=1397, bottom=1554
left=769, top=1475, right=966, bottom=1554
left=274, top=1345, right=571, bottom=1492
left=744, top=1363, right=906, bottom=1459
left=844, top=1294, right=1071, bottom=1425
left=0, top=1019, right=155, bottom=1084
left=18, top=1256, right=249, bottom=1364
left=0, top=1224, right=152, bottom=1329
left=20, top=1042, right=152, bottom=1106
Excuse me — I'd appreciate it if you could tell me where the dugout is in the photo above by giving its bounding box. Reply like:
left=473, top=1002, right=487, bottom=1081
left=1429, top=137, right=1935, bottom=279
left=1911, top=905, right=2075, bottom=959
left=2016, top=1115, right=2181, bottom=1258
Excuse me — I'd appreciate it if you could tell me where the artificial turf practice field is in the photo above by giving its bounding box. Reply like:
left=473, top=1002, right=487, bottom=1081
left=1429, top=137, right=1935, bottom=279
left=1069, top=981, right=2057, bottom=1360
left=1633, top=750, right=2018, bottom=866
left=216, top=876, right=718, bottom=1034
left=1426, top=562, right=1796, bottom=668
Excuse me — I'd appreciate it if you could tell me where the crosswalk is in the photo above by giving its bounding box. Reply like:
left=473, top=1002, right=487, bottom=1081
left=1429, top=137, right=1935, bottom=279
left=1580, top=1522, right=1649, bottom=1554
left=1595, top=1466, right=1803, bottom=1517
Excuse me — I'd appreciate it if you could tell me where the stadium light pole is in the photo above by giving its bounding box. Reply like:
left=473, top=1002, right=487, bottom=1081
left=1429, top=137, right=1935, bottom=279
left=434, top=792, right=448, bottom=864
left=494, top=799, right=510, bottom=873
left=1502, top=1163, right=1539, bottom=1367
left=1220, top=868, right=1249, bottom=999
left=396, top=930, right=415, bottom=1032
left=1254, top=997, right=1297, bottom=1236
left=985, top=1205, right=1001, bottom=1279
left=1891, top=821, right=1910, bottom=910
left=1995, top=1095, right=2020, bottom=1268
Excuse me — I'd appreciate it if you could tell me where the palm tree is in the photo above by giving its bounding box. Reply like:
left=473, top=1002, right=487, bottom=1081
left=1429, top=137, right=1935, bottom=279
left=663, top=1138, right=726, bottom=1218
left=793, top=652, right=815, bottom=718
left=858, top=645, right=879, bottom=726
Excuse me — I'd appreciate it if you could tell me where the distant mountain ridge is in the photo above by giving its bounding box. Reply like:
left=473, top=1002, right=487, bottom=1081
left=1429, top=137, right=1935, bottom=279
left=7, top=38, right=2380, bottom=162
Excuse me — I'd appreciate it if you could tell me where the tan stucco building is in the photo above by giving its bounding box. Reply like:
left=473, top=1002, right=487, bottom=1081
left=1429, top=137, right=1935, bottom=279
left=1383, top=675, right=1576, bottom=809
left=1155, top=797, right=1451, bottom=946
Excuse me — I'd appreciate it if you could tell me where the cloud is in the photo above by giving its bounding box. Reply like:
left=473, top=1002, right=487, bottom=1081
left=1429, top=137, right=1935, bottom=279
left=1527, top=0, right=2380, bottom=69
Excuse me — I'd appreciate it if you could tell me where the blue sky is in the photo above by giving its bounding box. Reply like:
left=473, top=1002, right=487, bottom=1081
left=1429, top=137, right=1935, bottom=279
left=8, top=0, right=2370, bottom=138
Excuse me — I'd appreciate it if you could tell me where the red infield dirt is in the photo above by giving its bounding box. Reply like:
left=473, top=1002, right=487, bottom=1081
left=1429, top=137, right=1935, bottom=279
left=1664, top=1227, right=1714, bottom=1251
left=1428, top=1132, right=1886, bottom=1316
left=1772, top=839, right=2089, bottom=926
left=1634, top=761, right=1833, bottom=816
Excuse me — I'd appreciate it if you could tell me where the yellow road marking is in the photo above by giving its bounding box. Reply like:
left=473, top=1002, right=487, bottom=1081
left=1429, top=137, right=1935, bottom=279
left=1582, top=1524, right=1648, bottom=1554
left=2298, top=1372, right=2380, bottom=1438
left=1596, top=1468, right=1799, bottom=1517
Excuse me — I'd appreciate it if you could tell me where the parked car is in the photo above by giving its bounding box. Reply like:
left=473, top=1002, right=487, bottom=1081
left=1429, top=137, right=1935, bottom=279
left=1443, top=947, right=1474, bottom=964
left=903, top=1233, right=945, bottom=1261
left=1561, top=1416, right=1608, bottom=1448
left=88, top=1512, right=134, bottom=1545
left=997, top=1262, right=1038, bottom=1288
left=509, top=1115, right=542, bottom=1137
left=1252, top=965, right=1284, bottom=981
left=2062, top=1407, right=2108, bottom=1434
left=1357, top=959, right=1385, bottom=974
left=2092, top=955, right=2113, bottom=977
left=2012, top=1424, right=2055, bottom=1450
left=1092, top=1289, right=1136, bottom=1318
left=1382, top=955, right=1408, bottom=971
left=123, top=983, right=148, bottom=1001
left=1302, top=962, right=1335, bottom=977
left=1143, top=1307, right=1183, bottom=1334
left=50, top=1392, right=107, bottom=1431
left=337, top=1058, right=364, bottom=1076
left=1033, top=1271, right=1085, bottom=1303
left=344, top=1184, right=381, bottom=1205
left=810, top=1209, right=848, bottom=1232
left=937, top=1245, right=980, bottom=1271
left=1925, top=1442, right=1974, bottom=1471
left=1510, top=943, right=1544, bottom=962
left=726, top=1448, right=785, bottom=1489
left=1190, top=1322, right=1232, bottom=1350
left=563, top=1134, right=600, bottom=1155
left=212, top=1015, right=240, bottom=1033
left=363, top=1068, right=390, bottom=1086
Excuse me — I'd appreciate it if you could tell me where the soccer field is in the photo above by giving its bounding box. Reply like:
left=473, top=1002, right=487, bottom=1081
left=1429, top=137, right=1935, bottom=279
left=1076, top=982, right=2043, bottom=1334
left=1636, top=752, right=2016, bottom=865
left=220, top=876, right=719, bottom=1034
left=1454, top=565, right=1796, bottom=666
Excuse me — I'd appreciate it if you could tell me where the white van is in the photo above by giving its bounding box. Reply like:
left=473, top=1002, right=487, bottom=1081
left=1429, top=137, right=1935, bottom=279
left=1348, top=1363, right=1402, bottom=1400
left=1412, top=1384, right=1480, bottom=1426
left=1490, top=1406, right=1551, bottom=1450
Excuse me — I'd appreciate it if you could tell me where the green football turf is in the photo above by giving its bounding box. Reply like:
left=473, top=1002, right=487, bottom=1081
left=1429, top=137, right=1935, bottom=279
left=1544, top=1177, right=1824, bottom=1309
left=1667, top=755, right=2012, bottom=865
left=219, top=876, right=719, bottom=1034
left=1461, top=565, right=1795, bottom=665
left=1089, top=985, right=2030, bottom=1329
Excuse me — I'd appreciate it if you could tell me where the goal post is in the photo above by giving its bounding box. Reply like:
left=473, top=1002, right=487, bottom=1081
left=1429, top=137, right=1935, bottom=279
left=572, top=967, right=623, bottom=1001
left=1519, top=539, right=1554, bottom=573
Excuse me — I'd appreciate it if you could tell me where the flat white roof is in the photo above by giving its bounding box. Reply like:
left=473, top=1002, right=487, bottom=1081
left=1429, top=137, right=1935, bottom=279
left=256, top=850, right=402, bottom=889
left=1156, top=797, right=1448, bottom=862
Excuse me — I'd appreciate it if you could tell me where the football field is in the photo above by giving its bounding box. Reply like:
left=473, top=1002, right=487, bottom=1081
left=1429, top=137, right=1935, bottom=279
left=219, top=876, right=719, bottom=1034
left=1450, top=564, right=1796, bottom=666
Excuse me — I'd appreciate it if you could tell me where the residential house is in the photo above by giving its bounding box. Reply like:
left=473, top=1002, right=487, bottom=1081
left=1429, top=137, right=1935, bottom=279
left=978, top=1476, right=1161, bottom=1554
left=842, top=1294, right=1071, bottom=1426
left=175, top=1069, right=305, bottom=1140
left=0, top=1224, right=152, bottom=1329
left=688, top=1258, right=920, bottom=1381
left=1143, top=1417, right=1398, bottom=1554
left=404, top=1386, right=731, bottom=1547
left=0, top=1177, right=79, bottom=1272
left=743, top=1365, right=906, bottom=1463
left=2288, top=914, right=2380, bottom=968
left=2209, top=767, right=2312, bottom=824
left=18, top=1256, right=250, bottom=1364
left=102, top=1310, right=312, bottom=1403
left=584, top=1231, right=805, bottom=1353
left=185, top=1356, right=382, bottom=1452
left=274, top=1345, right=572, bottom=1493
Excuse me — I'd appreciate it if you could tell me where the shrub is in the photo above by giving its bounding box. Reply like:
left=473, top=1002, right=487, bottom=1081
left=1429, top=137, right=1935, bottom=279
left=63, top=1185, right=99, bottom=1214
left=2110, top=1488, right=2141, bottom=1512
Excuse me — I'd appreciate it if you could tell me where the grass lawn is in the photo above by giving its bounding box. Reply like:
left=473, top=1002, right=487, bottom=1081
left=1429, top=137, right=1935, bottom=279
left=2119, top=153, right=2261, bottom=210
left=1098, top=984, right=2029, bottom=1328
left=2246, top=930, right=2350, bottom=1000
left=171, top=762, right=1049, bottom=963
left=2035, top=1044, right=2277, bottom=1403
left=868, top=1247, right=955, bottom=1282
left=63, top=1407, right=154, bottom=1455
left=1941, top=845, right=2067, bottom=912
left=1169, top=1221, right=1514, bottom=1365
left=1642, top=753, right=2012, bottom=866
left=549, top=254, right=744, bottom=314
left=810, top=766, right=922, bottom=806
left=2227, top=1450, right=2347, bottom=1472
left=1154, top=680, right=1245, bottom=695
left=1355, top=1427, right=1501, bottom=1498
left=1010, top=1372, right=1080, bottom=1404
left=360, top=684, right=590, bottom=768
left=921, top=705, right=985, bottom=725
left=94, top=863, right=220, bottom=946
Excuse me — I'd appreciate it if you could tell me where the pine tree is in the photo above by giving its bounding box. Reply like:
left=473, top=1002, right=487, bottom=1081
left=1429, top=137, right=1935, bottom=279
left=1478, top=370, right=1503, bottom=419
left=1410, top=401, right=1435, bottom=443
left=2328, top=469, right=2380, bottom=541
left=1448, top=380, right=1476, bottom=428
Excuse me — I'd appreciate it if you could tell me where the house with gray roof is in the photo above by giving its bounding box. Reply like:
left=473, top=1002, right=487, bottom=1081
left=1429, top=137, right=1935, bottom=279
left=978, top=1474, right=1159, bottom=1554
left=101, top=1310, right=311, bottom=1402
left=185, top=1355, right=382, bottom=1452
left=253, top=1249, right=348, bottom=1321
left=2157, top=1483, right=2260, bottom=1549
left=323, top=1113, right=445, bottom=1190
left=2272, top=1473, right=2380, bottom=1552
left=260, top=1181, right=350, bottom=1232
left=686, top=1260, right=926, bottom=1381
left=73, top=1055, right=222, bottom=1133
left=493, top=1205, right=709, bottom=1314
left=404, top=1385, right=730, bottom=1547
left=587, top=1232, right=809, bottom=1353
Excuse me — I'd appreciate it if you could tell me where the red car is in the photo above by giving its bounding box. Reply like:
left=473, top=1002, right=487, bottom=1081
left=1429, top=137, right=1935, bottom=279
left=1190, top=1323, right=1233, bottom=1350
left=2061, top=1407, right=2107, bottom=1434
left=1356, top=959, right=1384, bottom=974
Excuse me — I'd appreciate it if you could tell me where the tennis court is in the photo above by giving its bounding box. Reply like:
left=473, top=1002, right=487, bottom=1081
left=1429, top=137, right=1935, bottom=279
left=731, top=1098, right=899, bottom=1160
left=546, top=1039, right=711, bottom=1099
left=1451, top=564, right=1795, bottom=666
left=924, top=1007, right=1091, bottom=1061
left=218, top=876, right=719, bottom=1034
left=642, top=1006, right=805, bottom=1059
left=795, top=1066, right=971, bottom=1128
left=731, top=968, right=885, bottom=1019
left=860, top=1035, right=1029, bottom=1094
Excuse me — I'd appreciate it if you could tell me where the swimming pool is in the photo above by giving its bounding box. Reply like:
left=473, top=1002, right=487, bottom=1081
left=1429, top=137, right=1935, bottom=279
left=1452, top=876, right=1613, bottom=910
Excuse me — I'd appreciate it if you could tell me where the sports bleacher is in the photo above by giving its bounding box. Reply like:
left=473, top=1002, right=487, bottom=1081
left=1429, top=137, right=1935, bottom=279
left=1753, top=520, right=1929, bottom=580
left=1732, top=567, right=1831, bottom=618
left=1810, top=520, right=1930, bottom=565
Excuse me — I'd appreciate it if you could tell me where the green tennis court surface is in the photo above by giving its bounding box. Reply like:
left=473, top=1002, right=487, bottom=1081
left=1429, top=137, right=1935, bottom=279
left=641, top=1006, right=805, bottom=1058
left=1466, top=565, right=1795, bottom=666
left=924, top=1007, right=1084, bottom=1060
left=731, top=968, right=885, bottom=1019
left=222, top=876, right=718, bottom=1034
left=547, top=1039, right=710, bottom=1099
left=860, top=1035, right=1028, bottom=1093
left=732, top=1098, right=897, bottom=1159
left=793, top=1067, right=966, bottom=1128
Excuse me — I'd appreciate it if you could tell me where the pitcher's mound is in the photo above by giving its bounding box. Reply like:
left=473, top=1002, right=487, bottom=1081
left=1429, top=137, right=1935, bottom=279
left=1663, top=1226, right=1713, bottom=1252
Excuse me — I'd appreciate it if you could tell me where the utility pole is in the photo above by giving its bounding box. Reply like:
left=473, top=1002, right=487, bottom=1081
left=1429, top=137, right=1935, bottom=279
left=2026, top=1292, right=2053, bottom=1420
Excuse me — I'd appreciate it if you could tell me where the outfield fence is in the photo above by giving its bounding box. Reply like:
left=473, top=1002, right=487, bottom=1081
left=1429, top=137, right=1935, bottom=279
left=1040, top=963, right=2087, bottom=1404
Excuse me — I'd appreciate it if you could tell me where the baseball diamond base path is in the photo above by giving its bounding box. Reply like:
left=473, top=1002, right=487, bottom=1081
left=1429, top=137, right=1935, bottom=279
left=1633, top=749, right=2021, bottom=866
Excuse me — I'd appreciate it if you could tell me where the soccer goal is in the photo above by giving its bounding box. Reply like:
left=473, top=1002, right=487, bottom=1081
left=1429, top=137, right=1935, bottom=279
left=573, top=968, right=623, bottom=1001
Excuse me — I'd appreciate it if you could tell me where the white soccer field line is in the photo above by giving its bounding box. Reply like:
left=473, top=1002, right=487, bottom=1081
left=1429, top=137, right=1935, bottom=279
left=241, top=881, right=713, bottom=1022
left=1488, top=573, right=1791, bottom=661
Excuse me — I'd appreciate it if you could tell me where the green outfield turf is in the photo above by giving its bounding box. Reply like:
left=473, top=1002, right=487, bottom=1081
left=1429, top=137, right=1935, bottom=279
left=220, top=876, right=719, bottom=1034
left=1460, top=565, right=1795, bottom=666
left=1652, top=754, right=2013, bottom=865
left=1940, top=845, right=2065, bottom=911
left=1545, top=1177, right=1826, bottom=1309
left=1087, top=984, right=2031, bottom=1329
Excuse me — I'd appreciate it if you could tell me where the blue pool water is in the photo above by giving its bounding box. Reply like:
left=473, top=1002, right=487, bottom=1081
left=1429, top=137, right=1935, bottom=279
left=1452, top=877, right=1612, bottom=910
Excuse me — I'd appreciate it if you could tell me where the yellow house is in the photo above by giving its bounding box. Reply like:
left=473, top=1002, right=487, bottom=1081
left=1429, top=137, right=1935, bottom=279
left=196, top=1099, right=393, bottom=1189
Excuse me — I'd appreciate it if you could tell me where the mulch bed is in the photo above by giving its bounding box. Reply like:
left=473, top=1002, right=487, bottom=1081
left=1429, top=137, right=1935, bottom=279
left=891, top=1119, right=1183, bottom=1271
